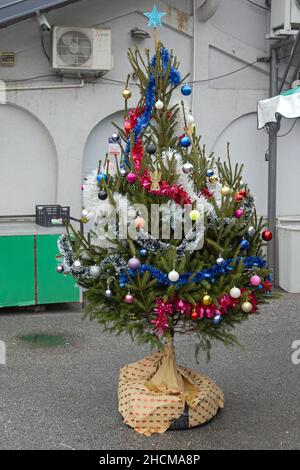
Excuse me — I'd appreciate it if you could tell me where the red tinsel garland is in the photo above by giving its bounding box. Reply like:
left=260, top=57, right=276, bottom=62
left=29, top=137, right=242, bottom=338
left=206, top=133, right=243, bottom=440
left=140, top=170, right=192, bottom=205
left=152, top=292, right=258, bottom=336
left=125, top=106, right=192, bottom=205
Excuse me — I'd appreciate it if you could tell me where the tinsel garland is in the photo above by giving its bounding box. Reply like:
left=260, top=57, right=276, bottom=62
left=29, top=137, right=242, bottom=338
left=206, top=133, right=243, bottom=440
left=136, top=225, right=204, bottom=257
left=140, top=169, right=192, bottom=205
left=123, top=47, right=192, bottom=206
left=118, top=256, right=266, bottom=288
left=58, top=235, right=128, bottom=278
left=124, top=75, right=156, bottom=166
left=57, top=235, right=90, bottom=279
left=59, top=231, right=266, bottom=287
left=152, top=290, right=259, bottom=337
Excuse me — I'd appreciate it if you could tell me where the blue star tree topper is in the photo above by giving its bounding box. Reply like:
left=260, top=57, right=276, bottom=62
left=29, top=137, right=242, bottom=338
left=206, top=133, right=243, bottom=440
left=144, top=5, right=166, bottom=28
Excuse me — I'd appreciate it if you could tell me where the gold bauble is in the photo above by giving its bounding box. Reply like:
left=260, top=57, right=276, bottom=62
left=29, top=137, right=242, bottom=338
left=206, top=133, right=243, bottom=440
left=187, top=123, right=196, bottom=137
left=122, top=88, right=132, bottom=100
left=241, top=301, right=253, bottom=313
left=221, top=185, right=231, bottom=197
left=209, top=175, right=218, bottom=184
left=203, top=294, right=212, bottom=306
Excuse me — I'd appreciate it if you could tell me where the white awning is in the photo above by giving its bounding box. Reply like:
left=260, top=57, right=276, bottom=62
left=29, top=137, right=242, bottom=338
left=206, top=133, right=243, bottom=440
left=257, top=87, right=300, bottom=129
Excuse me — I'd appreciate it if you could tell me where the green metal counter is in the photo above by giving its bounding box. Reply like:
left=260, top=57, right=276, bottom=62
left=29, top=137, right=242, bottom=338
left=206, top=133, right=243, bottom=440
left=0, top=222, right=80, bottom=308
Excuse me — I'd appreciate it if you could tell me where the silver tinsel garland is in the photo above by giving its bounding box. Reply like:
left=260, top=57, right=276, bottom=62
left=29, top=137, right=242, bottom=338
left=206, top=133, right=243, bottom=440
left=57, top=235, right=127, bottom=280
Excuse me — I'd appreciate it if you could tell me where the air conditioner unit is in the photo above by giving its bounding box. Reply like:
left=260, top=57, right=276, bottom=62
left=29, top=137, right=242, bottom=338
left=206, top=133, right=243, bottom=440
left=270, top=0, right=300, bottom=35
left=52, top=26, right=113, bottom=73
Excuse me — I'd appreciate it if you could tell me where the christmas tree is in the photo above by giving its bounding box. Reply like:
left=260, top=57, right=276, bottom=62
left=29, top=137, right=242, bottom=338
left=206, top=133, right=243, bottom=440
left=57, top=6, right=275, bottom=434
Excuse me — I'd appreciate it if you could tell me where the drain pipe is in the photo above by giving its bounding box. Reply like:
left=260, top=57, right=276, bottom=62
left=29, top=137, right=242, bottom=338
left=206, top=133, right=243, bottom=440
left=267, top=47, right=279, bottom=283
left=4, top=78, right=85, bottom=92
left=192, top=0, right=197, bottom=114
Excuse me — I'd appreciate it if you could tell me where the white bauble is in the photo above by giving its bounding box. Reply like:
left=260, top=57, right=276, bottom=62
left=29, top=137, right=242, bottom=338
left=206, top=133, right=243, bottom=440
left=168, top=270, right=180, bottom=282
left=155, top=99, right=164, bottom=110
left=230, top=286, right=241, bottom=299
left=187, top=114, right=195, bottom=126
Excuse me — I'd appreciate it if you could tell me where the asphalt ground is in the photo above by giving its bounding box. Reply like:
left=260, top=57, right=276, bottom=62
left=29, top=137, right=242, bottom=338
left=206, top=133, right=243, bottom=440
left=0, top=292, right=299, bottom=450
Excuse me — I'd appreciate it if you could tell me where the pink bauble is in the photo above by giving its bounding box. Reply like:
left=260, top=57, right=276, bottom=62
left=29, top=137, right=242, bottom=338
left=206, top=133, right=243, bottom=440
left=81, top=184, right=86, bottom=191
left=234, top=208, right=244, bottom=219
left=126, top=172, right=137, bottom=184
left=124, top=293, right=134, bottom=304
left=128, top=257, right=141, bottom=270
left=250, top=274, right=261, bottom=286
left=134, top=216, right=145, bottom=229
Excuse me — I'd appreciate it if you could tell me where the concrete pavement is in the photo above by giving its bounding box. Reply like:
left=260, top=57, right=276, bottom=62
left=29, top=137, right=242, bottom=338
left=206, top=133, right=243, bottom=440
left=0, top=293, right=299, bottom=450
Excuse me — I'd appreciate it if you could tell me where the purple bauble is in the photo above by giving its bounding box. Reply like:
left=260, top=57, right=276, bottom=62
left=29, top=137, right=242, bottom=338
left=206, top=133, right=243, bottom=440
left=250, top=274, right=261, bottom=286
left=124, top=293, right=134, bottom=304
left=234, top=208, right=244, bottom=219
left=128, top=257, right=141, bottom=270
left=126, top=172, right=137, bottom=184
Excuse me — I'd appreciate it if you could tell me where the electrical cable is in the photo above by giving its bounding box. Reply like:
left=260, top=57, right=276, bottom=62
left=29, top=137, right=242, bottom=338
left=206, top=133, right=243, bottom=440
left=40, top=33, right=50, bottom=62
left=278, top=118, right=298, bottom=137
left=3, top=39, right=300, bottom=89
left=4, top=74, right=57, bottom=83
left=98, top=59, right=261, bottom=87
left=247, top=0, right=269, bottom=11
left=264, top=118, right=298, bottom=156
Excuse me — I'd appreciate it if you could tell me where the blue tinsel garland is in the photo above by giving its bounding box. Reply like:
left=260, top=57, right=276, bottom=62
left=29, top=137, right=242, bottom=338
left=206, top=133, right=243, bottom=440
left=119, top=256, right=267, bottom=288
left=124, top=47, right=181, bottom=167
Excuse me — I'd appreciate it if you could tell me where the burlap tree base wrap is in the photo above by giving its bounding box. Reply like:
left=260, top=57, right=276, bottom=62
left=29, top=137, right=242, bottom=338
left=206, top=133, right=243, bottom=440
left=118, top=344, right=224, bottom=436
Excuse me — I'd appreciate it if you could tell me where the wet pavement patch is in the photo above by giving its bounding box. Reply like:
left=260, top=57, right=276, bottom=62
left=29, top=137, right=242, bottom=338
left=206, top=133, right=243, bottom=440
left=19, top=334, right=66, bottom=348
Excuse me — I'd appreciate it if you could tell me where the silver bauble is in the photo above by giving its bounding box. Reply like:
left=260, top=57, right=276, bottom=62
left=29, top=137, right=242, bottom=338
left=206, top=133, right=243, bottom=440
left=216, top=257, right=225, bottom=266
left=248, top=226, right=255, bottom=237
left=90, top=265, right=101, bottom=278
left=120, top=168, right=127, bottom=177
left=105, top=288, right=112, bottom=298
left=73, top=260, right=82, bottom=272
left=182, top=163, right=194, bottom=174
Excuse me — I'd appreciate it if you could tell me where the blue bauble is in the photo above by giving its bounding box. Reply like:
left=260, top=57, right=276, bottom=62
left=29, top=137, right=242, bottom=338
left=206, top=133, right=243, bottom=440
left=258, top=284, right=263, bottom=290
left=240, top=239, right=249, bottom=250
left=97, top=172, right=108, bottom=182
left=180, top=136, right=191, bottom=148
left=213, top=314, right=222, bottom=325
left=139, top=248, right=148, bottom=257
left=206, top=169, right=214, bottom=177
left=181, top=84, right=192, bottom=96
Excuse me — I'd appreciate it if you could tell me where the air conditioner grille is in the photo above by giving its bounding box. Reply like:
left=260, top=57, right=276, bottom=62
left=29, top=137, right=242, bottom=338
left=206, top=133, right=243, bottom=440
left=57, top=31, right=92, bottom=67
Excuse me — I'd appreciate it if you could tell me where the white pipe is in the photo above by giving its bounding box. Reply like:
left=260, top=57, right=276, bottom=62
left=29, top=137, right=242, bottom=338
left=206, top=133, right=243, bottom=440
left=192, top=0, right=196, bottom=114
left=4, top=78, right=85, bottom=91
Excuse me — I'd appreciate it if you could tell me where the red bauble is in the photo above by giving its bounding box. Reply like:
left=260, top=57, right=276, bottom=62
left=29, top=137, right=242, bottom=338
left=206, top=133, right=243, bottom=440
left=191, top=310, right=198, bottom=320
left=234, top=192, right=244, bottom=202
left=124, top=120, right=132, bottom=132
left=262, top=229, right=273, bottom=242
left=239, top=188, right=247, bottom=197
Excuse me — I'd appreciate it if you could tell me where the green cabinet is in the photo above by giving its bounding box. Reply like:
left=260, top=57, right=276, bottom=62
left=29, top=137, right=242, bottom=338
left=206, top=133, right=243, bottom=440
left=37, top=234, right=79, bottom=304
left=0, top=235, right=35, bottom=307
left=0, top=224, right=80, bottom=308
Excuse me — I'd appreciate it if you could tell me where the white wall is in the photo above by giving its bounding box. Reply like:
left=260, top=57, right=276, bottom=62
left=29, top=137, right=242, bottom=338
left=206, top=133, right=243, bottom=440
left=0, top=0, right=297, bottom=218
left=0, top=103, right=57, bottom=215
